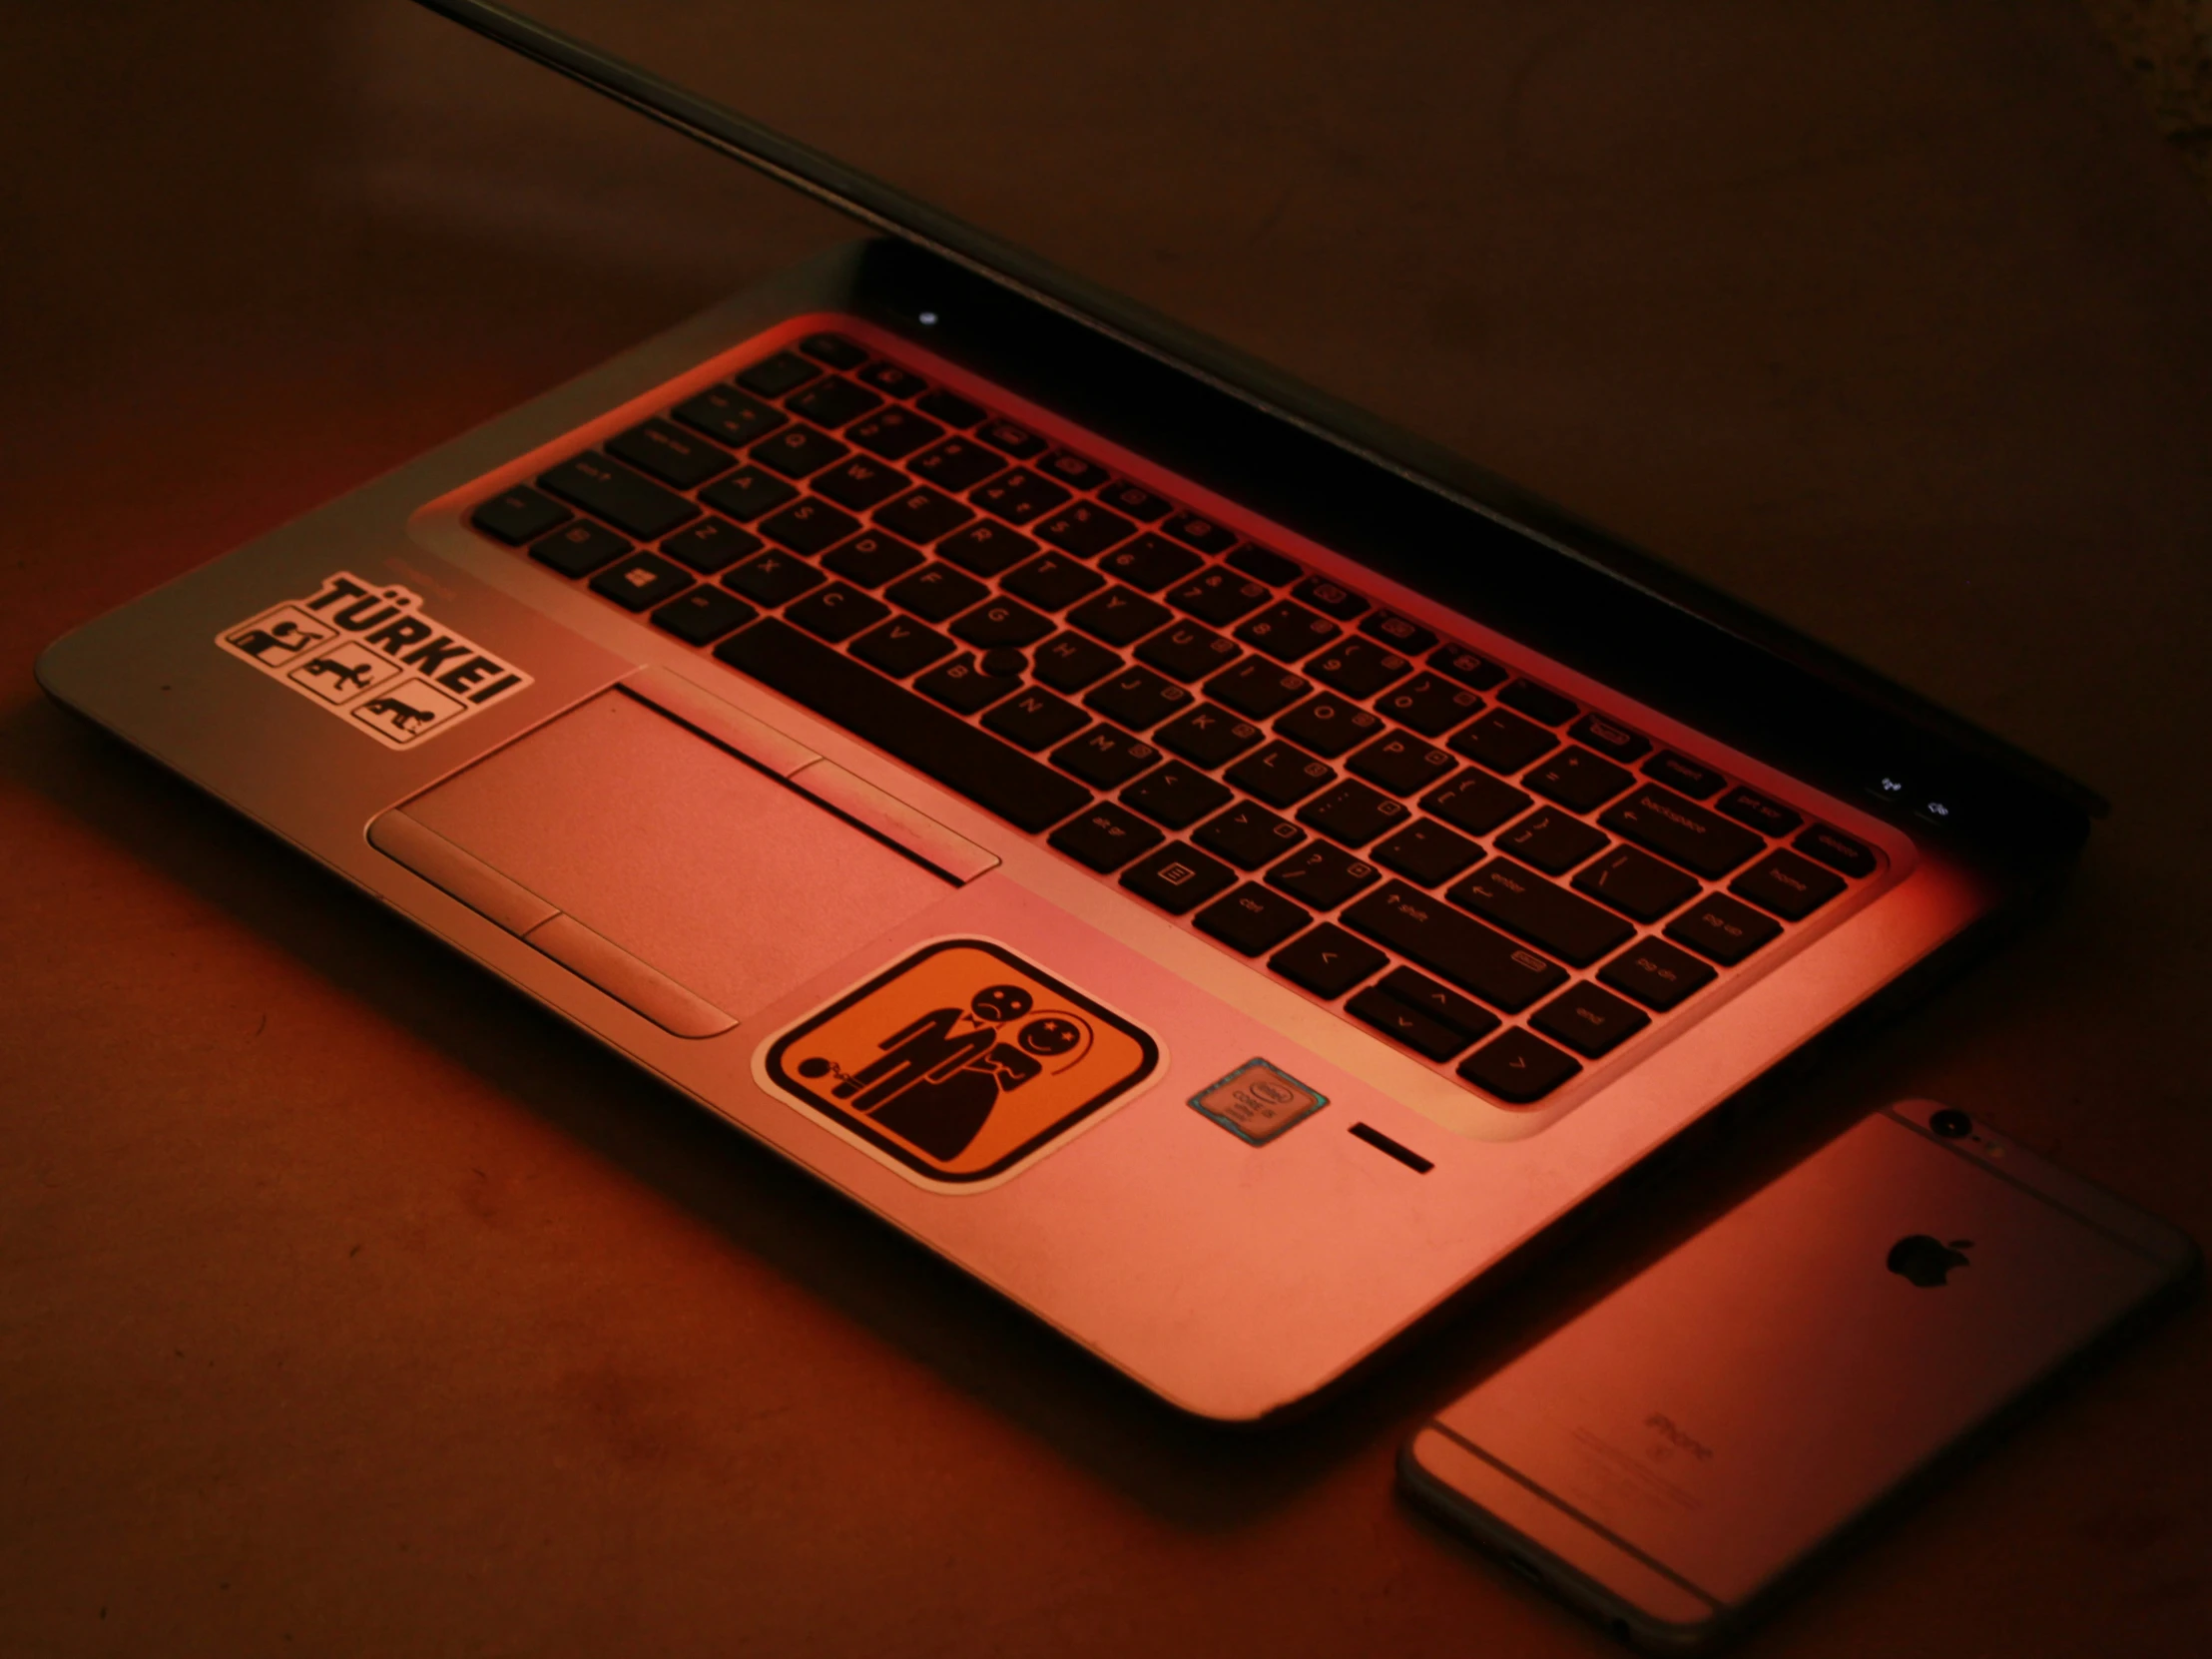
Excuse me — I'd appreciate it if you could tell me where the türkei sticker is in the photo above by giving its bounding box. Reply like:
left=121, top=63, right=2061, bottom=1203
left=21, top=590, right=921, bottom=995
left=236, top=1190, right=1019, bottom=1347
left=216, top=572, right=532, bottom=750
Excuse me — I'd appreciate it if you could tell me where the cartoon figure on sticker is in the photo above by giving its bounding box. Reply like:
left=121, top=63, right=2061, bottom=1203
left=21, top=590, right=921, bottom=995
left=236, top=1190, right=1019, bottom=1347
left=226, top=612, right=329, bottom=663
left=765, top=941, right=1158, bottom=1183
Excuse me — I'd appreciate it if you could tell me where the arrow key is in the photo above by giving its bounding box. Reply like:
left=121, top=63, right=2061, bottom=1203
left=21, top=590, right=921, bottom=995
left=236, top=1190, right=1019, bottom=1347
left=1348, top=985, right=1479, bottom=1061
left=1457, top=1027, right=1582, bottom=1105
left=1268, top=924, right=1386, bottom=998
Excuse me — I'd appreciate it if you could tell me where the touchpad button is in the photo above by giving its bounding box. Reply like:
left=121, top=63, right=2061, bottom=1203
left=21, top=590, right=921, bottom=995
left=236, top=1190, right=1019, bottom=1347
left=397, top=688, right=953, bottom=1023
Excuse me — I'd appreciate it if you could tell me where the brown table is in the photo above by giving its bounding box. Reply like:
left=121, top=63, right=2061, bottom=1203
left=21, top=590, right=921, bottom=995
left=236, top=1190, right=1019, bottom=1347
left=4, top=3, right=2208, bottom=1653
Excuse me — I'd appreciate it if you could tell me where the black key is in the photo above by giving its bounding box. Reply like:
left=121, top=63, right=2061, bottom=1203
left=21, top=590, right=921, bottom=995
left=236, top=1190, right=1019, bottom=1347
left=1136, top=620, right=1240, bottom=683
left=951, top=596, right=1054, bottom=649
left=1236, top=599, right=1341, bottom=662
left=1205, top=658, right=1311, bottom=719
left=813, top=456, right=911, bottom=513
left=937, top=519, right=1034, bottom=577
left=1598, top=937, right=1717, bottom=1012
left=1348, top=986, right=1474, bottom=1062
left=699, top=466, right=799, bottom=522
left=1098, top=479, right=1173, bottom=521
left=1034, top=501, right=1136, bottom=557
left=1162, top=512, right=1240, bottom=556
left=471, top=483, right=569, bottom=545
left=1793, top=824, right=1877, bottom=879
left=1049, top=803, right=1165, bottom=872
left=609, top=418, right=734, bottom=491
left=1270, top=924, right=1386, bottom=998
left=1003, top=552, right=1105, bottom=610
left=1275, top=693, right=1382, bottom=759
left=1732, top=848, right=1847, bottom=919
left=1169, top=568, right=1272, bottom=625
left=1229, top=741, right=1339, bottom=809
left=786, top=581, right=889, bottom=643
left=1308, top=637, right=1413, bottom=698
left=1343, top=882, right=1566, bottom=1012
left=674, top=385, right=788, bottom=450
left=1227, top=542, right=1301, bottom=584
left=662, top=515, right=760, bottom=575
left=1098, top=534, right=1202, bottom=592
left=1374, top=674, right=1482, bottom=738
left=1569, top=713, right=1650, bottom=764
left=759, top=497, right=860, bottom=557
left=539, top=451, right=699, bottom=541
left=885, top=561, right=988, bottom=622
left=915, top=387, right=985, bottom=428
left=1716, top=786, right=1802, bottom=837
left=915, top=652, right=1021, bottom=714
left=798, top=332, right=867, bottom=369
left=974, top=417, right=1046, bottom=458
left=1498, top=679, right=1577, bottom=726
left=1297, top=780, right=1409, bottom=846
left=1052, top=724, right=1162, bottom=789
left=981, top=687, right=1090, bottom=752
left=1448, top=857, right=1635, bottom=969
left=589, top=551, right=692, bottom=612
left=1493, top=808, right=1609, bottom=874
left=1193, top=802, right=1304, bottom=869
left=1600, top=784, right=1765, bottom=878
left=1033, top=449, right=1109, bottom=490
left=1122, top=763, right=1234, bottom=830
left=529, top=519, right=629, bottom=577
left=971, top=467, right=1073, bottom=525
left=1377, top=967, right=1501, bottom=1041
left=1525, top=745, right=1636, bottom=812
left=1068, top=586, right=1174, bottom=647
left=1645, top=751, right=1728, bottom=799
left=1532, top=983, right=1651, bottom=1059
left=1156, top=703, right=1264, bottom=768
left=735, top=351, right=819, bottom=397
left=979, top=647, right=1031, bottom=680
left=1457, top=1029, right=1581, bottom=1104
left=849, top=614, right=956, bottom=677
left=1361, top=611, right=1437, bottom=654
left=846, top=405, right=945, bottom=462
left=1421, top=771, right=1532, bottom=837
left=1664, top=893, right=1783, bottom=966
left=1347, top=731, right=1457, bottom=796
left=652, top=585, right=757, bottom=646
left=1267, top=840, right=1381, bottom=910
left=1373, top=820, right=1484, bottom=886
left=750, top=424, right=849, bottom=479
left=1573, top=845, right=1701, bottom=922
left=1120, top=841, right=1237, bottom=914
left=1196, top=885, right=1314, bottom=957
left=1032, top=630, right=1123, bottom=693
left=822, top=530, right=925, bottom=587
left=856, top=360, right=927, bottom=399
left=1085, top=666, right=1192, bottom=730
left=908, top=436, right=1006, bottom=491
left=1450, top=708, right=1558, bottom=774
left=717, top=619, right=1091, bottom=832
left=1429, top=642, right=1507, bottom=691
left=873, top=485, right=974, bottom=544
left=725, top=549, right=824, bottom=607
left=1292, top=575, right=1368, bottom=620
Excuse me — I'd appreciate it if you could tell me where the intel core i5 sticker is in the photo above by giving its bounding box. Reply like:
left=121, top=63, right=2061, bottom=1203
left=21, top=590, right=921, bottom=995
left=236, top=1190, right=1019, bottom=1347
left=1189, top=1058, right=1328, bottom=1145
left=217, top=572, right=532, bottom=750
left=761, top=939, right=1160, bottom=1186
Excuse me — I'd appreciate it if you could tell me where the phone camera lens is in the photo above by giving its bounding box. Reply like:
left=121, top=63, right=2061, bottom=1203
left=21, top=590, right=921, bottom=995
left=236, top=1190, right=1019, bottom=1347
left=1931, top=1108, right=1973, bottom=1139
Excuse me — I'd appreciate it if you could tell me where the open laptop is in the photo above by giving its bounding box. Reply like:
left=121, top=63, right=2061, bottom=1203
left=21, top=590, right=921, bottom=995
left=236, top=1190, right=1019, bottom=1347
left=34, top=0, right=2101, bottom=1421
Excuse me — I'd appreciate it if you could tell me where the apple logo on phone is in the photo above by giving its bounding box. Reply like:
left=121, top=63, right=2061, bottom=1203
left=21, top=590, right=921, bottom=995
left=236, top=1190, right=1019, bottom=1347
left=1888, top=1235, right=1973, bottom=1288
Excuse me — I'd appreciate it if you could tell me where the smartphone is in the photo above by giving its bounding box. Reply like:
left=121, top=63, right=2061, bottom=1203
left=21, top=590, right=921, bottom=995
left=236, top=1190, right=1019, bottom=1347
left=1398, top=1100, right=2198, bottom=1651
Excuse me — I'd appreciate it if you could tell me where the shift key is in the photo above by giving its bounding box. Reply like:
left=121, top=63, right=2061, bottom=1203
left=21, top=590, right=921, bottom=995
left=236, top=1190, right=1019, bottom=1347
left=1343, top=882, right=1565, bottom=1013
left=1599, top=783, right=1763, bottom=877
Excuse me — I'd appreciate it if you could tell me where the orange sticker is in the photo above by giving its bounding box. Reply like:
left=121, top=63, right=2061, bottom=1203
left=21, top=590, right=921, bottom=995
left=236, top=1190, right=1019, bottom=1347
left=762, top=940, right=1159, bottom=1183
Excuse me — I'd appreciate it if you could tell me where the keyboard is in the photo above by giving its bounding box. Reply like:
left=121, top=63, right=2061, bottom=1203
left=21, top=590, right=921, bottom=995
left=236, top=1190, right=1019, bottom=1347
left=464, top=326, right=1883, bottom=1109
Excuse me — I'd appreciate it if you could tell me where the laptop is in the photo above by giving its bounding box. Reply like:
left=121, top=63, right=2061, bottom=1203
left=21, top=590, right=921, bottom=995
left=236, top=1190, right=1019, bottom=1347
left=34, top=0, right=2102, bottom=1421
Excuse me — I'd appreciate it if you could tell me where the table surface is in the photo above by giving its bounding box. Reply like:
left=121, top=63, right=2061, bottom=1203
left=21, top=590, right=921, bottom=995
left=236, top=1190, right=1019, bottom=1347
left=4, top=4, right=2208, bottom=1655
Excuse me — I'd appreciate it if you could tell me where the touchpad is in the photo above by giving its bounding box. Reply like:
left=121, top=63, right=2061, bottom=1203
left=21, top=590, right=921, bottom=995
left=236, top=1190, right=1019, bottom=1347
left=388, top=688, right=954, bottom=1028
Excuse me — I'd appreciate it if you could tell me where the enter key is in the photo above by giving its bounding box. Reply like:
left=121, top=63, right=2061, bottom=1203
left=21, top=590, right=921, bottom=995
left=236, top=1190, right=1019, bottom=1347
left=1447, top=856, right=1635, bottom=968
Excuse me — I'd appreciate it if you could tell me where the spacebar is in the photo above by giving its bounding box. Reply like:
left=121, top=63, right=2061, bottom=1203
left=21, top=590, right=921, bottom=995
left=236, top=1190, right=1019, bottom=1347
left=716, top=618, right=1091, bottom=834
